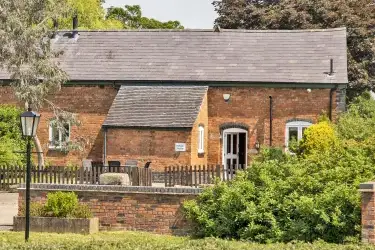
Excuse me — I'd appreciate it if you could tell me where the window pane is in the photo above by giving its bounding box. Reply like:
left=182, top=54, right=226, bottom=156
left=233, top=134, right=237, bottom=154
left=198, top=128, right=204, bottom=152
left=226, top=159, right=231, bottom=169
left=227, top=134, right=231, bottom=154
left=63, top=124, right=70, bottom=142
left=52, top=126, right=59, bottom=142
left=288, top=127, right=298, bottom=141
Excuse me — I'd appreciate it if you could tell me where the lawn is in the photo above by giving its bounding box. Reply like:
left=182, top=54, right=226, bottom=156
left=0, top=231, right=374, bottom=250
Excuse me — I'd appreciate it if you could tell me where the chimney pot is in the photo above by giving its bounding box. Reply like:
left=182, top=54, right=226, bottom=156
left=52, top=19, right=58, bottom=39
left=72, top=15, right=78, bottom=38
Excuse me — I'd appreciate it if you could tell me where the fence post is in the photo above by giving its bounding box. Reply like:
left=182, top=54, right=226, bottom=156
left=172, top=166, right=176, bottom=187
left=216, top=165, right=220, bottom=180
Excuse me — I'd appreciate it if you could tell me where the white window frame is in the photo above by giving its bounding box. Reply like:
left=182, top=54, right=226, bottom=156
left=49, top=122, right=70, bottom=149
left=198, top=125, right=205, bottom=154
left=285, top=121, right=312, bottom=148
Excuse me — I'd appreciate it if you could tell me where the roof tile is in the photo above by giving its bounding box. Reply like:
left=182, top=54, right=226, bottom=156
left=0, top=28, right=348, bottom=84
left=103, top=85, right=208, bottom=128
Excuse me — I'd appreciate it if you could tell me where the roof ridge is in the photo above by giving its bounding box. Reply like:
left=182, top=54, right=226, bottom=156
left=57, top=27, right=346, bottom=33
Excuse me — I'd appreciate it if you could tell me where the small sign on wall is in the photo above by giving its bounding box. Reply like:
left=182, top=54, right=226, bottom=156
left=175, top=143, right=186, bottom=152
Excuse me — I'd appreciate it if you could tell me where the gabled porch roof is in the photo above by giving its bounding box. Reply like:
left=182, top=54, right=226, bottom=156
left=103, top=85, right=208, bottom=128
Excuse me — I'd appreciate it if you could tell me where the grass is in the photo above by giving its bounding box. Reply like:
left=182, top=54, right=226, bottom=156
left=0, top=231, right=375, bottom=250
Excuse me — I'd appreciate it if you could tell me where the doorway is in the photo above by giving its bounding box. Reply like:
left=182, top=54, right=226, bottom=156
left=222, top=128, right=247, bottom=170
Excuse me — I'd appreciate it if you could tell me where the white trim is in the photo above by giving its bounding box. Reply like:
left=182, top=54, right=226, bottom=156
left=223, top=128, right=247, bottom=133
left=222, top=128, right=248, bottom=169
left=285, top=121, right=312, bottom=147
left=48, top=121, right=71, bottom=149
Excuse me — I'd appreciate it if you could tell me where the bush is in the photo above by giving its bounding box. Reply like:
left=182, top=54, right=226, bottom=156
left=19, top=202, right=46, bottom=217
left=20, top=192, right=92, bottom=219
left=0, top=105, right=26, bottom=166
left=45, top=192, right=79, bottom=218
left=183, top=94, right=375, bottom=243
left=299, top=121, right=338, bottom=155
left=0, top=231, right=374, bottom=250
left=255, top=147, right=286, bottom=162
left=184, top=149, right=373, bottom=243
left=337, top=93, right=375, bottom=141
left=70, top=204, right=93, bottom=219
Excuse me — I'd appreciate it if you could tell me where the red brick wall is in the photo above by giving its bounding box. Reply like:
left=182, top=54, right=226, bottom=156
left=1, top=84, right=338, bottom=169
left=106, top=128, right=192, bottom=171
left=0, top=85, right=118, bottom=166
left=361, top=191, right=375, bottom=244
left=0, top=86, right=19, bottom=105
left=19, top=188, right=197, bottom=235
left=207, top=87, right=334, bottom=165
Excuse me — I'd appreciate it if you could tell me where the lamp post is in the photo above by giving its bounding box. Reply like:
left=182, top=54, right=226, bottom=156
left=20, top=108, right=40, bottom=242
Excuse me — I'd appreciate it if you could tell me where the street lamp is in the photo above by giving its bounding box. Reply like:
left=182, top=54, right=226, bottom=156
left=20, top=108, right=40, bottom=242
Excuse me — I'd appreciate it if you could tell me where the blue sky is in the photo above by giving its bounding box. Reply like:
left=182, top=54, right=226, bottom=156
left=103, top=0, right=217, bottom=29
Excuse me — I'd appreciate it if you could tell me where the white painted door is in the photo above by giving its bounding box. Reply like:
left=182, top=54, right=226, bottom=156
left=224, top=133, right=239, bottom=170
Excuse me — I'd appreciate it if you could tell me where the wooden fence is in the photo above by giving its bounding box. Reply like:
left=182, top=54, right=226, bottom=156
left=164, top=165, right=247, bottom=187
left=0, top=165, right=152, bottom=190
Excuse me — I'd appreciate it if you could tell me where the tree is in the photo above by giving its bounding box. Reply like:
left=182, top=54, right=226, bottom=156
left=213, top=0, right=375, bottom=96
left=0, top=0, right=77, bottom=166
left=0, top=106, right=26, bottom=166
left=106, top=5, right=184, bottom=29
left=59, top=0, right=123, bottom=30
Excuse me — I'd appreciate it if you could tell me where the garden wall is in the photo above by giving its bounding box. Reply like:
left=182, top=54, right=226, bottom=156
left=18, top=184, right=202, bottom=235
left=360, top=182, right=375, bottom=244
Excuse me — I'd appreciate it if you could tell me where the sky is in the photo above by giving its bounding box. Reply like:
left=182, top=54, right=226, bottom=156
left=103, top=0, right=217, bottom=29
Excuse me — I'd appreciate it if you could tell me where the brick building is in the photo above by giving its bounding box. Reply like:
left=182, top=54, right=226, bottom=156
left=0, top=28, right=348, bottom=171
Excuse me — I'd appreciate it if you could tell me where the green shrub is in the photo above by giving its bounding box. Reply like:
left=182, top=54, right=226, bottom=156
left=184, top=148, right=373, bottom=243
left=1, top=231, right=373, bottom=250
left=20, top=192, right=92, bottom=219
left=70, top=204, right=93, bottom=219
left=337, top=93, right=375, bottom=141
left=45, top=192, right=79, bottom=218
left=299, top=121, right=338, bottom=155
left=0, top=105, right=26, bottom=166
left=19, top=202, right=46, bottom=217
left=255, top=147, right=286, bottom=162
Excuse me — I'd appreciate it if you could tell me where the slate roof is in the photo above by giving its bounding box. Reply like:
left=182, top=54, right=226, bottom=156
left=0, top=28, right=348, bottom=84
left=103, top=85, right=208, bottom=128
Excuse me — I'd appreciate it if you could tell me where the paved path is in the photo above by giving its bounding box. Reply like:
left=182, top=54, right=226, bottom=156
left=0, top=192, right=18, bottom=229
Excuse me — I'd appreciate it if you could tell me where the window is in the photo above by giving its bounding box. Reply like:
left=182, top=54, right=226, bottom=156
left=49, top=121, right=70, bottom=149
left=285, top=121, right=312, bottom=147
left=198, top=125, right=204, bottom=153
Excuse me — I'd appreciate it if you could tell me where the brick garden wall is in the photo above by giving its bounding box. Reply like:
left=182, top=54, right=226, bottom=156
left=18, top=184, right=201, bottom=235
left=360, top=182, right=375, bottom=244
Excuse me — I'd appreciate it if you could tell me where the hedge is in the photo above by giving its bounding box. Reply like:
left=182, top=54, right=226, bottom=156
left=1, top=232, right=375, bottom=250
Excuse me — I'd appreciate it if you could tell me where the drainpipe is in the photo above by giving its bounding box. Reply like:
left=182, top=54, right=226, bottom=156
left=269, top=96, right=273, bottom=147
left=103, top=128, right=107, bottom=166
left=329, top=86, right=338, bottom=121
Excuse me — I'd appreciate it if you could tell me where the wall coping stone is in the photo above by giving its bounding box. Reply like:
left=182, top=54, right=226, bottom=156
left=359, top=182, right=375, bottom=192
left=18, top=184, right=203, bottom=195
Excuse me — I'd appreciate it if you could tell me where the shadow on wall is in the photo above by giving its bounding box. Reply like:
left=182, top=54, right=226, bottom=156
left=87, top=130, right=104, bottom=162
